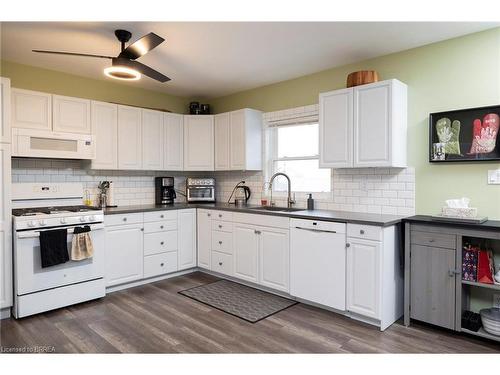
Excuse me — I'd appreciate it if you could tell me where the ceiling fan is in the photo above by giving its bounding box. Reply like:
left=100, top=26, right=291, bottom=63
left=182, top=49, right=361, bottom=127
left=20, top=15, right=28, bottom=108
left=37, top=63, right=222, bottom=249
left=33, top=29, right=170, bottom=83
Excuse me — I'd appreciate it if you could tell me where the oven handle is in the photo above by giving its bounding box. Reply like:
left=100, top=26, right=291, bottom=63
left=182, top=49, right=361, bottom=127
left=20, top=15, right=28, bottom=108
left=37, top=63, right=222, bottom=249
left=16, top=223, right=105, bottom=239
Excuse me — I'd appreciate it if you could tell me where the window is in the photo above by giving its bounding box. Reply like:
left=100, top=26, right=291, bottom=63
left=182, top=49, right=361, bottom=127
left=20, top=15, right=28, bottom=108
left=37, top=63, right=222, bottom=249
left=266, top=120, right=331, bottom=195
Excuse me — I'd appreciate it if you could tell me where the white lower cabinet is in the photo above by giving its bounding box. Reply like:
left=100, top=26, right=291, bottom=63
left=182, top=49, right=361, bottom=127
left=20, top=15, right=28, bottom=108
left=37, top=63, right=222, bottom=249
left=233, top=224, right=259, bottom=283
left=105, top=221, right=144, bottom=287
left=144, top=252, right=178, bottom=278
left=211, top=251, right=233, bottom=276
left=259, top=227, right=289, bottom=293
left=197, top=209, right=212, bottom=269
left=178, top=209, right=197, bottom=270
left=346, top=237, right=381, bottom=319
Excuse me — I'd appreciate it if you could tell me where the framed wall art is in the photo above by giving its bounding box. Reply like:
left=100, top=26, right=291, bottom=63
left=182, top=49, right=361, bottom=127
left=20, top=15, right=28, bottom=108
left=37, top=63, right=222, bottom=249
left=429, top=105, right=500, bottom=162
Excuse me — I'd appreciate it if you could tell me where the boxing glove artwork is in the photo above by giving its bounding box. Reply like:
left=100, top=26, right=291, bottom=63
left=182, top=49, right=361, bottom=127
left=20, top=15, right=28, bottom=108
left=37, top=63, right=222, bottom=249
left=468, top=113, right=499, bottom=154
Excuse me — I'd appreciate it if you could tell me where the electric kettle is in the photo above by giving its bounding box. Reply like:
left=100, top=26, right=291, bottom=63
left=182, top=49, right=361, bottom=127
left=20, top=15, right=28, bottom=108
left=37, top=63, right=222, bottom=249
left=234, top=185, right=251, bottom=206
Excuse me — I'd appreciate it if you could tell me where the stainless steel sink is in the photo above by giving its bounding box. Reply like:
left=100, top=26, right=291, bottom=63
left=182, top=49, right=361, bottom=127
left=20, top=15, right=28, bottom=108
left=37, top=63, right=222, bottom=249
left=247, top=206, right=303, bottom=213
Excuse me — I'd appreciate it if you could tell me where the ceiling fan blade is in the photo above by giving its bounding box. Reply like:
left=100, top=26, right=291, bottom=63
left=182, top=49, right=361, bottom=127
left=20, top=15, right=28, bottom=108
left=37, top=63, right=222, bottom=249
left=118, top=32, right=165, bottom=60
left=113, top=59, right=170, bottom=83
left=114, top=58, right=170, bottom=83
left=32, top=50, right=114, bottom=59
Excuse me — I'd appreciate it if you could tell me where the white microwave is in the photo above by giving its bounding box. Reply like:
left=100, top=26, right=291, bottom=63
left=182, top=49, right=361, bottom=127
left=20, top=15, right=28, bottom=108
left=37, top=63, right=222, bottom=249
left=12, top=128, right=95, bottom=159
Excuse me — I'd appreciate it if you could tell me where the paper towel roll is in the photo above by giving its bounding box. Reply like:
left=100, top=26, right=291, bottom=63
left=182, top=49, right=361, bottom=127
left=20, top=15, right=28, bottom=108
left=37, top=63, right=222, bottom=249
left=107, top=181, right=116, bottom=207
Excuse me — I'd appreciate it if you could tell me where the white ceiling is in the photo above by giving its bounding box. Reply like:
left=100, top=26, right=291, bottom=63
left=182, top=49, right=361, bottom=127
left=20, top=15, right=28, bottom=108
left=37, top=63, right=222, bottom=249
left=1, top=22, right=498, bottom=99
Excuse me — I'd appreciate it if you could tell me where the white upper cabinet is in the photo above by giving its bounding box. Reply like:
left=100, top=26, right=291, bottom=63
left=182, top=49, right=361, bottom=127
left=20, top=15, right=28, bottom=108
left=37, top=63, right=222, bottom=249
left=141, top=109, right=163, bottom=170
left=214, top=113, right=231, bottom=170
left=353, top=80, right=407, bottom=167
left=11, top=88, right=52, bottom=131
left=214, top=109, right=263, bottom=171
left=319, top=79, right=407, bottom=168
left=91, top=101, right=118, bottom=170
left=163, top=113, right=184, bottom=171
left=1, top=78, right=11, bottom=144
left=183, top=115, right=214, bottom=171
left=117, top=105, right=142, bottom=170
left=53, top=95, right=91, bottom=134
left=319, top=88, right=353, bottom=168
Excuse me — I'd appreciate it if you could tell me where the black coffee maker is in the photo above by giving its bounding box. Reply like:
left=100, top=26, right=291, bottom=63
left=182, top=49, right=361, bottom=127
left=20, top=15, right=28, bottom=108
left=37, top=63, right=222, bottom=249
left=155, top=177, right=176, bottom=205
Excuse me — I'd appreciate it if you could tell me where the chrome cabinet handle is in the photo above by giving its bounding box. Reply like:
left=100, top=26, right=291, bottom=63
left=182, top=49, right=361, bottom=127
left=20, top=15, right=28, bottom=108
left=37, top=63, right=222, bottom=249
left=140, top=228, right=144, bottom=231
left=160, top=263, right=164, bottom=267
left=448, top=269, right=461, bottom=277
left=219, top=262, right=223, bottom=266
left=360, top=229, right=365, bottom=234
left=346, top=243, right=350, bottom=248
left=219, top=214, right=222, bottom=218
left=123, top=217, right=127, bottom=221
left=160, top=225, right=164, bottom=229
left=254, top=230, right=261, bottom=234
left=160, top=214, right=164, bottom=218
left=219, top=241, right=222, bottom=245
left=429, top=239, right=435, bottom=243
left=207, top=213, right=211, bottom=217
left=294, top=226, right=337, bottom=234
left=161, top=241, right=164, bottom=245
left=218, top=225, right=222, bottom=229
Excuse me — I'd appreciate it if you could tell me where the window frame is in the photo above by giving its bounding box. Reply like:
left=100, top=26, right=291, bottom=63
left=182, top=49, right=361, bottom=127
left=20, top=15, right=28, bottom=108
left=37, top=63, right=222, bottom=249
left=264, top=118, right=332, bottom=200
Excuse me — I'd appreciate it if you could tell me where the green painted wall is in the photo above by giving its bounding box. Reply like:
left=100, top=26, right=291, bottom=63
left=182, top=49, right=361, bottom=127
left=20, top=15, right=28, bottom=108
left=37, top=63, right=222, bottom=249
left=0, top=60, right=189, bottom=113
left=211, top=28, right=500, bottom=219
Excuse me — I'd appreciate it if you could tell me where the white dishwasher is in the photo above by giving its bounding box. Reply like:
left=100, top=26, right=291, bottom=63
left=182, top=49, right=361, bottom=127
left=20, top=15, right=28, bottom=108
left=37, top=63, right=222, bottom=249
left=290, top=218, right=346, bottom=310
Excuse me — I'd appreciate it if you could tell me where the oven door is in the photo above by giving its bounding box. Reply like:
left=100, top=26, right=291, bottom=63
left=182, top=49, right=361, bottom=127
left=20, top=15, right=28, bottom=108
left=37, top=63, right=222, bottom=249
left=14, top=223, right=105, bottom=296
left=187, top=186, right=215, bottom=202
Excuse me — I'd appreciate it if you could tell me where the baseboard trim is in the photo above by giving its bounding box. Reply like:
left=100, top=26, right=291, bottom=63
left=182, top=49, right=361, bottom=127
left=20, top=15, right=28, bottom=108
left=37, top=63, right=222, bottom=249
left=1, top=307, right=11, bottom=320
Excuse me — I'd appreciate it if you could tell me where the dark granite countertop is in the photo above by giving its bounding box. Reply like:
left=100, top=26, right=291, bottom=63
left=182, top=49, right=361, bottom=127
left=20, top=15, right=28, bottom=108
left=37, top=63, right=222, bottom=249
left=104, top=202, right=404, bottom=227
left=404, top=215, right=500, bottom=231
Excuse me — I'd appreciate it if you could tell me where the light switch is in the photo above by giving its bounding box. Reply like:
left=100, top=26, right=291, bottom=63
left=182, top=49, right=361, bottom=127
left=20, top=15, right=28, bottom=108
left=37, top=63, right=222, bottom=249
left=487, top=169, right=500, bottom=184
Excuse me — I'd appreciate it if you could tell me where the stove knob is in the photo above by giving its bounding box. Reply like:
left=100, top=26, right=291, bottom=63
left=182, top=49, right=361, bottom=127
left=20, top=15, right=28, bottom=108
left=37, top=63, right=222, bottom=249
left=39, top=220, right=47, bottom=226
left=27, top=220, right=36, bottom=227
left=88, top=215, right=96, bottom=222
left=79, top=216, right=87, bottom=222
left=60, top=218, right=67, bottom=224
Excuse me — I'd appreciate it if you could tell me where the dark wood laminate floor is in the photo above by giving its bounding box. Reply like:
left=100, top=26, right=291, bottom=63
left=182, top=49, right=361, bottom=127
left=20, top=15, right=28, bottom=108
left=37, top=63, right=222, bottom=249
left=1, top=272, right=499, bottom=353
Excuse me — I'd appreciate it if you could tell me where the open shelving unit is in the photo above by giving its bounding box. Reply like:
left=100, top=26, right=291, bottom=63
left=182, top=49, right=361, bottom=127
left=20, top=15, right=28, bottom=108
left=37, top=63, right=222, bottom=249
left=460, top=234, right=500, bottom=343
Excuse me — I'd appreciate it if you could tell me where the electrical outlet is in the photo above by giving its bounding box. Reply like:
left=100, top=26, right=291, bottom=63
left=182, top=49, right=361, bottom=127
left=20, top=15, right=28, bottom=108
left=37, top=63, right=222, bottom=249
left=493, top=294, right=500, bottom=309
left=487, top=169, right=500, bottom=184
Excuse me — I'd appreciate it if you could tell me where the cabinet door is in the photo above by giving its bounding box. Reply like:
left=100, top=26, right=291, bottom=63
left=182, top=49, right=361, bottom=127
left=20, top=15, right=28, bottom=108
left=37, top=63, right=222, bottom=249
left=229, top=110, right=246, bottom=170
left=0, top=143, right=12, bottom=309
left=53, top=95, right=91, bottom=134
left=0, top=77, right=11, bottom=143
left=410, top=245, right=456, bottom=330
left=319, top=88, right=353, bottom=168
left=163, top=113, right=184, bottom=170
left=91, top=101, right=118, bottom=169
left=353, top=81, right=391, bottom=167
left=214, top=113, right=230, bottom=170
left=197, top=209, right=212, bottom=269
left=183, top=115, right=214, bottom=171
left=233, top=224, right=259, bottom=283
left=346, top=237, right=380, bottom=319
left=117, top=105, right=142, bottom=170
left=259, top=227, right=289, bottom=293
left=178, top=209, right=197, bottom=270
left=11, top=88, right=52, bottom=131
left=105, top=224, right=144, bottom=287
left=142, top=109, right=164, bottom=170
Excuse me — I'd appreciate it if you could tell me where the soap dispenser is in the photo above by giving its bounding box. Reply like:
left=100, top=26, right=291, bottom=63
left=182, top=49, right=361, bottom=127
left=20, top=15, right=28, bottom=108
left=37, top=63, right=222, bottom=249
left=307, top=193, right=315, bottom=210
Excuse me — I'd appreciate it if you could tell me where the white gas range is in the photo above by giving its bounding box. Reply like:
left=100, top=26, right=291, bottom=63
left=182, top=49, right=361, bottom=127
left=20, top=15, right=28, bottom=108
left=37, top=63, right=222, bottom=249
left=12, top=183, right=106, bottom=318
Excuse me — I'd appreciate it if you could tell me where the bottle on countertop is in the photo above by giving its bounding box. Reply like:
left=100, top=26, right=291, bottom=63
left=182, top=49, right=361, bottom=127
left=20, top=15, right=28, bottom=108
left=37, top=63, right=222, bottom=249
left=307, top=193, right=315, bottom=210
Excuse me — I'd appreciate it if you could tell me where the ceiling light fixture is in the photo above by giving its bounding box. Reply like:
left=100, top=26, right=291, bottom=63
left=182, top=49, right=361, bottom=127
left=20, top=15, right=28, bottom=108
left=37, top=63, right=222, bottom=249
left=103, top=66, right=141, bottom=81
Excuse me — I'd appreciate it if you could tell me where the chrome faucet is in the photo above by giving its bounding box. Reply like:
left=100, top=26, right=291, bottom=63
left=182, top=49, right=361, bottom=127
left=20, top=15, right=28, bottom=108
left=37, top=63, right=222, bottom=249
left=269, top=172, right=296, bottom=208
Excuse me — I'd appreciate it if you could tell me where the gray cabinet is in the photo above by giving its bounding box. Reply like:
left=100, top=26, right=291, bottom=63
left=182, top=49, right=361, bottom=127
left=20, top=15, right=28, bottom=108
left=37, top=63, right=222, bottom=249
left=410, top=245, right=456, bottom=329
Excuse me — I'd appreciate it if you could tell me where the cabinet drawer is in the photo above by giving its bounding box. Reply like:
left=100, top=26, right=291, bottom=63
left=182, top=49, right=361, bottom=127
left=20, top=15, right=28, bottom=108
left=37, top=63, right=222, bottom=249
left=211, top=231, right=233, bottom=255
left=212, top=210, right=233, bottom=222
left=105, top=213, right=143, bottom=226
left=290, top=218, right=345, bottom=233
left=144, top=231, right=178, bottom=256
left=144, top=210, right=177, bottom=223
left=212, top=220, right=232, bottom=233
left=144, top=252, right=178, bottom=278
left=211, top=251, right=233, bottom=276
left=411, top=231, right=456, bottom=249
left=347, top=224, right=382, bottom=241
left=144, top=220, right=177, bottom=234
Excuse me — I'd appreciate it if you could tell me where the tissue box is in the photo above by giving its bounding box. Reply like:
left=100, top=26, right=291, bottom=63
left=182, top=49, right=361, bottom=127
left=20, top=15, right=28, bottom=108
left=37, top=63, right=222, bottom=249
left=441, top=207, right=478, bottom=218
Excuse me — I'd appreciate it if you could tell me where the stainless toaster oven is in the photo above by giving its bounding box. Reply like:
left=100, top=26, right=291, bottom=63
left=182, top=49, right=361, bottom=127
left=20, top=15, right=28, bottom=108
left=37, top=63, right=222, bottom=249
left=186, top=178, right=216, bottom=202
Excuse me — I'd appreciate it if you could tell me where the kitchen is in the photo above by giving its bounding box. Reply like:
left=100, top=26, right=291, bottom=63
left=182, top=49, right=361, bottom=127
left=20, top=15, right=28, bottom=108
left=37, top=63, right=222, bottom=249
left=1, top=15, right=500, bottom=369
